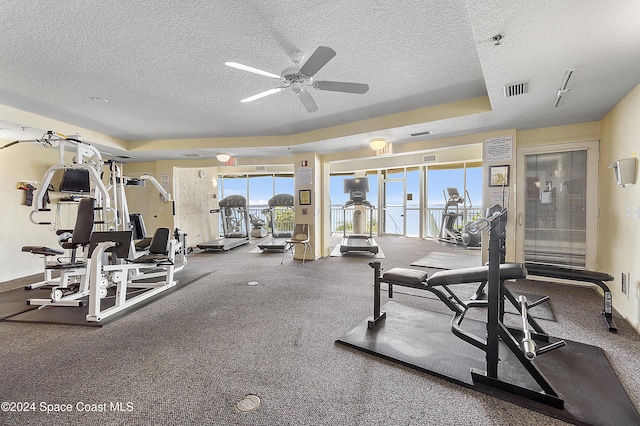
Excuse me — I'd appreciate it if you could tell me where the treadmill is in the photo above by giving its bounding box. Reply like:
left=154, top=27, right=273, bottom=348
left=197, top=195, right=250, bottom=251
left=340, top=178, right=379, bottom=255
left=257, top=194, right=294, bottom=252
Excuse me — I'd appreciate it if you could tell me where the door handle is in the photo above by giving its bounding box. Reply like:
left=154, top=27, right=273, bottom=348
left=517, top=212, right=523, bottom=226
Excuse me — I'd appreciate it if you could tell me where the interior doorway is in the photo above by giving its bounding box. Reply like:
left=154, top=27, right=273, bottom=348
left=516, top=141, right=599, bottom=269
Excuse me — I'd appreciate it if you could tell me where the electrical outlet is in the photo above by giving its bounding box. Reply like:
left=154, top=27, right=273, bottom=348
left=621, top=270, right=629, bottom=297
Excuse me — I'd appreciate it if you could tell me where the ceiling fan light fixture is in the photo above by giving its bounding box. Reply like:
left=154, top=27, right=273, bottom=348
left=369, top=138, right=387, bottom=150
left=216, top=153, right=231, bottom=163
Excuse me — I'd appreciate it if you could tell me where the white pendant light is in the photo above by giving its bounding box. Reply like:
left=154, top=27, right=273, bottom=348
left=216, top=153, right=231, bottom=163
left=369, top=138, right=387, bottom=150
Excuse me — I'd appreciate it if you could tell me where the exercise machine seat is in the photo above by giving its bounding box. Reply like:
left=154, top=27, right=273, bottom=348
left=21, top=197, right=95, bottom=264
left=136, top=228, right=171, bottom=263
left=428, top=263, right=527, bottom=286
left=21, top=246, right=64, bottom=256
left=383, top=268, right=428, bottom=289
left=60, top=197, right=95, bottom=253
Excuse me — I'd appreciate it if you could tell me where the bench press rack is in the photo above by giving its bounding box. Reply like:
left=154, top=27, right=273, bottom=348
left=472, top=263, right=617, bottom=333
left=368, top=209, right=566, bottom=408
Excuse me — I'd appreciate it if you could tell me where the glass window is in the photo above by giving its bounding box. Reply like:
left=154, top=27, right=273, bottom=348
left=275, top=175, right=294, bottom=195
left=329, top=174, right=354, bottom=207
left=248, top=175, right=272, bottom=207
left=221, top=175, right=247, bottom=200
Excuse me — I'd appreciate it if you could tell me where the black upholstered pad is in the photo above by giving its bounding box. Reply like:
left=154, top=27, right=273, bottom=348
left=525, top=263, right=613, bottom=283
left=45, top=261, right=86, bottom=270
left=382, top=268, right=428, bottom=288
left=428, top=263, right=527, bottom=286
left=22, top=246, right=64, bottom=256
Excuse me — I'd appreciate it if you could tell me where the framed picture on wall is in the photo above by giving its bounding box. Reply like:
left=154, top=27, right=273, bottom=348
left=489, top=165, right=510, bottom=187
left=299, top=189, right=311, bottom=205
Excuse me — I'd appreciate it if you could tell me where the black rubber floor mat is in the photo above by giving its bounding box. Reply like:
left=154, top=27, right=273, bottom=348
left=336, top=301, right=639, bottom=426
left=2, top=270, right=212, bottom=327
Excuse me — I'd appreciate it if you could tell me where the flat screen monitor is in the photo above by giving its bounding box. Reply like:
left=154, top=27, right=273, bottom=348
left=343, top=177, right=369, bottom=194
left=59, top=168, right=91, bottom=194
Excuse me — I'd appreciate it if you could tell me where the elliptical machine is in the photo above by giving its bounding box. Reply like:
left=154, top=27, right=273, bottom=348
left=438, top=187, right=480, bottom=247
left=438, top=187, right=465, bottom=244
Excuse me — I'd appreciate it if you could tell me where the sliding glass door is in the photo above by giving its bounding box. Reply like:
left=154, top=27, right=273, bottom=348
left=382, top=169, right=405, bottom=235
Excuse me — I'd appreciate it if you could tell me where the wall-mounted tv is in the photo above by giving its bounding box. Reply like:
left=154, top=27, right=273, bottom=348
left=343, top=177, right=369, bottom=194
left=59, top=168, right=91, bottom=194
left=343, top=177, right=369, bottom=202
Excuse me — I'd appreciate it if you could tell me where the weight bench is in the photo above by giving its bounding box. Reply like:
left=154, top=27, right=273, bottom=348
left=368, top=262, right=531, bottom=329
left=524, top=263, right=617, bottom=333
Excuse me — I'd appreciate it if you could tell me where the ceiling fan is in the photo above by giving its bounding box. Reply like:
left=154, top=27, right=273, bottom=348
left=225, top=46, right=369, bottom=113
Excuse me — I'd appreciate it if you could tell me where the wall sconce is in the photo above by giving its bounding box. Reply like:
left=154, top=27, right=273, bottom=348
left=216, top=153, right=231, bottom=163
left=369, top=138, right=387, bottom=150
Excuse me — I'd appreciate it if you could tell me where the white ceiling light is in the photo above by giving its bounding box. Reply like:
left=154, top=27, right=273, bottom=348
left=369, top=138, right=387, bottom=150
left=216, top=153, right=231, bottom=163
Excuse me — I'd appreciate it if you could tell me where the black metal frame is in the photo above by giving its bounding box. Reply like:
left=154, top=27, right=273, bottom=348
left=367, top=209, right=566, bottom=409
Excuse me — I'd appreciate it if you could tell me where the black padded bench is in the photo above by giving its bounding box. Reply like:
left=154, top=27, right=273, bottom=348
left=524, top=263, right=617, bottom=333
left=22, top=246, right=64, bottom=257
left=368, top=262, right=529, bottom=329
left=428, top=263, right=527, bottom=285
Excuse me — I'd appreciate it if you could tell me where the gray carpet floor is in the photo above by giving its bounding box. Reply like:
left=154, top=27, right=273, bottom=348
left=0, top=236, right=638, bottom=425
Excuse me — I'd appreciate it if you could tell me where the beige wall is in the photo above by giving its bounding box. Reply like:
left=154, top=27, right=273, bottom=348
left=600, top=83, right=640, bottom=331
left=0, top=142, right=72, bottom=280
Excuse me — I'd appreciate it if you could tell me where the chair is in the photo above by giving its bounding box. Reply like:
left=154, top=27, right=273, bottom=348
left=281, top=223, right=314, bottom=266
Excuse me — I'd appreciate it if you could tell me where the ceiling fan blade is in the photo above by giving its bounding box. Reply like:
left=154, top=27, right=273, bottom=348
left=299, top=90, right=319, bottom=113
left=314, top=80, right=369, bottom=94
left=299, top=46, right=336, bottom=77
left=241, top=87, right=285, bottom=103
left=225, top=62, right=280, bottom=79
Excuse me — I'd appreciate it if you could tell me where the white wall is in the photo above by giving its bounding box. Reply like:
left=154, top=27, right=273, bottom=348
left=173, top=167, right=219, bottom=246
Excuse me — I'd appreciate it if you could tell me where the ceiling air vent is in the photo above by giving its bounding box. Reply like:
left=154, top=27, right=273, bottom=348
left=503, top=81, right=528, bottom=98
left=410, top=130, right=432, bottom=137
left=182, top=153, right=200, bottom=157
left=423, top=154, right=438, bottom=163
left=255, top=166, right=266, bottom=171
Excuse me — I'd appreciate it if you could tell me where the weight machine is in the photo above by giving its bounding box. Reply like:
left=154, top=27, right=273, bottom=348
left=10, top=132, right=187, bottom=316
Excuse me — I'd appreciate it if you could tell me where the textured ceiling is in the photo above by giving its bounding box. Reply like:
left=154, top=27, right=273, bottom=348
left=1, top=0, right=639, bottom=162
